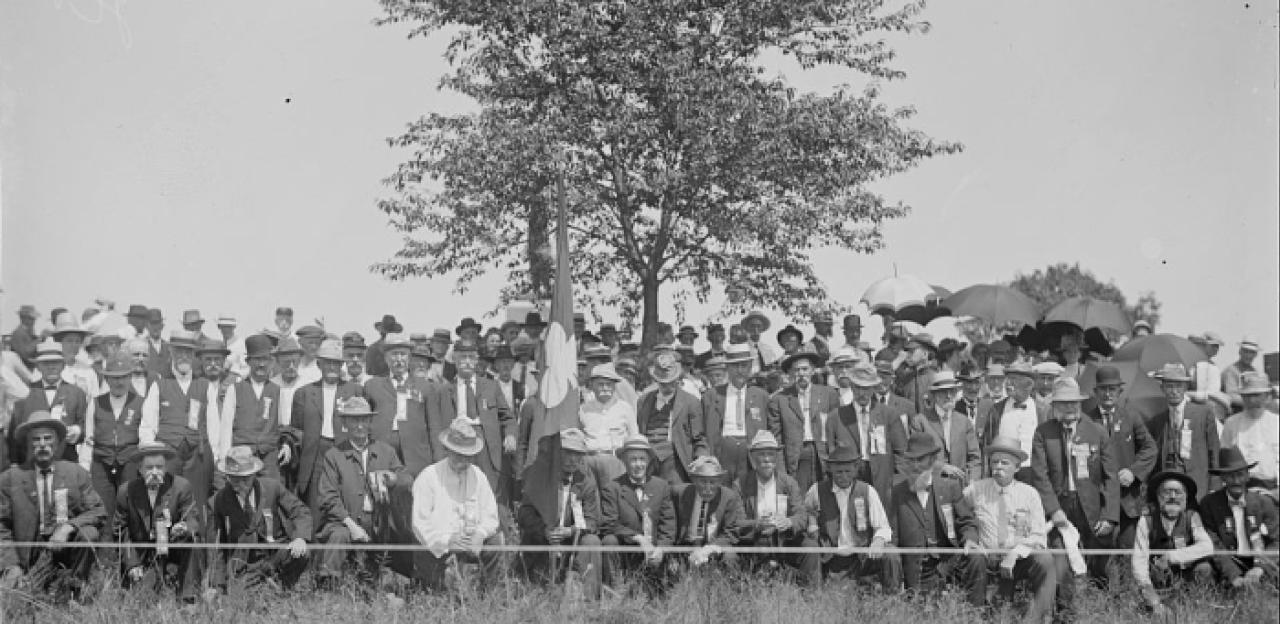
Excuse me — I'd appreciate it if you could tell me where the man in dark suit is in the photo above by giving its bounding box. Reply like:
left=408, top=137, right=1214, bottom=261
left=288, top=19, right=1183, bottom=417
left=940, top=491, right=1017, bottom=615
left=736, top=431, right=817, bottom=583
left=89, top=352, right=146, bottom=522
left=702, top=344, right=770, bottom=485
left=0, top=412, right=106, bottom=597
left=802, top=444, right=898, bottom=587
left=224, top=335, right=285, bottom=480
left=9, top=339, right=88, bottom=465
left=208, top=446, right=311, bottom=593
left=673, top=456, right=746, bottom=570
left=954, top=362, right=993, bottom=433
left=1087, top=365, right=1157, bottom=556
left=433, top=342, right=514, bottom=501
left=362, top=333, right=434, bottom=476
left=874, top=359, right=916, bottom=431
left=1031, top=378, right=1119, bottom=605
left=1147, top=363, right=1220, bottom=500
left=114, top=442, right=202, bottom=601
left=143, top=308, right=172, bottom=378
left=769, top=348, right=839, bottom=495
left=9, top=305, right=40, bottom=370
left=636, top=351, right=706, bottom=485
left=600, top=435, right=677, bottom=588
left=516, top=429, right=601, bottom=599
left=363, top=314, right=401, bottom=379
left=888, top=431, right=984, bottom=606
left=290, top=340, right=363, bottom=515
left=911, top=371, right=982, bottom=483
left=826, top=362, right=910, bottom=508
left=1198, top=447, right=1279, bottom=588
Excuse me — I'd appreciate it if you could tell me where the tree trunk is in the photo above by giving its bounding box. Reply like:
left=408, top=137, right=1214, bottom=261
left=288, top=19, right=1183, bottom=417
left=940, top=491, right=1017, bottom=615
left=527, top=197, right=552, bottom=300
left=640, top=273, right=661, bottom=354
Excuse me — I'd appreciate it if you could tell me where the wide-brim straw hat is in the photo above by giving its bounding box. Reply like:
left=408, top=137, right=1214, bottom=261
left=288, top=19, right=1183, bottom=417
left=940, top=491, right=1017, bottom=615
left=985, top=435, right=1028, bottom=463
left=219, top=446, right=265, bottom=477
left=15, top=411, right=67, bottom=442
left=614, top=434, right=659, bottom=464
left=440, top=417, right=484, bottom=456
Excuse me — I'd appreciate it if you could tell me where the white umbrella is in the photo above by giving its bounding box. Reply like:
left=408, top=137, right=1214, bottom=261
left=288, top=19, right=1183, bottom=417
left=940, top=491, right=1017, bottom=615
left=859, top=275, right=938, bottom=314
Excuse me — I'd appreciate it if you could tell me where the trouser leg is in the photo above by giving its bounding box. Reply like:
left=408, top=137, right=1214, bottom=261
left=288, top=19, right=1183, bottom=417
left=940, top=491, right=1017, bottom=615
left=574, top=534, right=603, bottom=600
left=1019, top=552, right=1058, bottom=624
left=318, top=526, right=351, bottom=581
left=90, top=461, right=121, bottom=534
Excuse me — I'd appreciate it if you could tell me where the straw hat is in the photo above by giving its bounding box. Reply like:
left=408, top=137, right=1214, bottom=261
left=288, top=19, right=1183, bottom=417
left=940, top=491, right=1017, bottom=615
left=137, top=441, right=177, bottom=459
left=687, top=456, right=727, bottom=478
left=614, top=434, right=659, bottom=464
left=747, top=430, right=782, bottom=453
left=15, top=410, right=67, bottom=442
left=219, top=446, right=264, bottom=477
left=1048, top=378, right=1089, bottom=403
left=985, top=435, right=1028, bottom=463
left=337, top=396, right=376, bottom=418
left=439, top=417, right=484, bottom=456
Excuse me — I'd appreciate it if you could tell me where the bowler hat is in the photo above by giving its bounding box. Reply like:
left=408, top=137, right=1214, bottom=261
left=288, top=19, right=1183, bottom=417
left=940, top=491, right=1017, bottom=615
left=677, top=325, right=699, bottom=339
left=455, top=318, right=483, bottom=336
left=523, top=312, right=547, bottom=328
left=244, top=334, right=274, bottom=358
left=147, top=308, right=164, bottom=323
left=220, top=446, right=265, bottom=477
left=126, top=304, right=149, bottom=319
left=775, top=324, right=803, bottom=345
left=827, top=444, right=859, bottom=464
left=1094, top=366, right=1123, bottom=387
left=985, top=435, right=1027, bottom=463
left=374, top=314, right=403, bottom=334
left=440, top=417, right=484, bottom=456
left=15, top=410, right=67, bottom=443
left=18, top=305, right=38, bottom=319
left=842, top=314, right=862, bottom=329
left=904, top=431, right=942, bottom=460
left=342, top=332, right=367, bottom=350
left=687, top=456, right=727, bottom=478
left=1210, top=447, right=1257, bottom=475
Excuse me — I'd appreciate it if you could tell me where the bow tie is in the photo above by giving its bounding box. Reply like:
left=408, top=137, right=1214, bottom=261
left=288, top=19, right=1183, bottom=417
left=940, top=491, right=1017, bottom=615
left=1013, top=402, right=1027, bottom=410
left=630, top=479, right=646, bottom=490
left=561, top=478, right=574, bottom=486
left=43, top=384, right=58, bottom=391
left=1230, top=498, right=1246, bottom=509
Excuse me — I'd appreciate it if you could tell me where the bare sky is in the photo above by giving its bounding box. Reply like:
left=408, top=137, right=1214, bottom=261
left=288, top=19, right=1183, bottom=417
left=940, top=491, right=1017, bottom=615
left=2, top=1, right=1277, bottom=353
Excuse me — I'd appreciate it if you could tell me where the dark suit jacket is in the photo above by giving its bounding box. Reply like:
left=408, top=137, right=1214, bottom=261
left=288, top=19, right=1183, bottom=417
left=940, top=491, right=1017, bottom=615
left=10, top=381, right=89, bottom=465
left=291, top=380, right=363, bottom=498
left=115, top=473, right=201, bottom=569
left=636, top=389, right=706, bottom=474
left=1198, top=489, right=1279, bottom=552
left=958, top=396, right=994, bottom=436
left=769, top=384, right=840, bottom=475
left=702, top=383, right=770, bottom=457
left=735, top=470, right=806, bottom=542
left=1030, top=417, right=1120, bottom=526
left=1088, top=405, right=1157, bottom=519
left=910, top=410, right=982, bottom=482
left=673, top=485, right=746, bottom=546
left=145, top=339, right=172, bottom=378
left=517, top=470, right=600, bottom=538
left=978, top=396, right=1044, bottom=451
left=1147, top=402, right=1220, bottom=500
left=435, top=376, right=513, bottom=473
left=888, top=470, right=977, bottom=548
left=315, top=440, right=407, bottom=532
left=825, top=402, right=909, bottom=507
left=208, top=476, right=311, bottom=587
left=600, top=474, right=676, bottom=545
left=362, top=376, right=434, bottom=476
left=0, top=461, right=106, bottom=570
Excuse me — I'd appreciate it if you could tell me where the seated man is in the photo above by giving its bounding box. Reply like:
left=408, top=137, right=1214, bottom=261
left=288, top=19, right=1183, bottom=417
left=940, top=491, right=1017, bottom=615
left=0, top=411, right=106, bottom=599
left=1198, top=447, right=1278, bottom=589
left=115, top=441, right=202, bottom=601
left=803, top=444, right=898, bottom=588
left=517, top=429, right=602, bottom=600
left=890, top=432, right=984, bottom=606
left=964, top=436, right=1057, bottom=623
left=411, top=417, right=504, bottom=593
left=208, top=446, right=311, bottom=593
left=736, top=431, right=818, bottom=584
left=314, top=397, right=410, bottom=589
left=599, top=435, right=676, bottom=589
left=1132, top=471, right=1214, bottom=615
left=674, top=456, right=745, bottom=569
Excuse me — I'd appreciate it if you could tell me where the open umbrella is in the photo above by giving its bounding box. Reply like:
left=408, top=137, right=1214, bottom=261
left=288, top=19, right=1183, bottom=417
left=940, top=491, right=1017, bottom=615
left=942, top=284, right=1041, bottom=327
left=1111, top=333, right=1207, bottom=374
left=860, top=275, right=938, bottom=314
left=1043, top=296, right=1132, bottom=334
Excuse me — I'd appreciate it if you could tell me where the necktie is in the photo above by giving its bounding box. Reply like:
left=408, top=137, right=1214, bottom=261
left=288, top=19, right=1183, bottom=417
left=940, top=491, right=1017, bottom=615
left=40, top=469, right=54, bottom=535
left=732, top=387, right=745, bottom=431
left=692, top=500, right=708, bottom=541
left=466, top=380, right=478, bottom=420
left=997, top=488, right=1009, bottom=546
left=1100, top=409, right=1112, bottom=431
left=940, top=415, right=951, bottom=454
left=1064, top=425, right=1076, bottom=491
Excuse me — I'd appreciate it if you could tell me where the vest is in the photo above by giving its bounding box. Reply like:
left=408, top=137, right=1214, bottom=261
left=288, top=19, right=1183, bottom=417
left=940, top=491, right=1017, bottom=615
left=155, top=377, right=200, bottom=447
left=93, top=393, right=143, bottom=464
left=231, top=380, right=280, bottom=453
left=817, top=479, right=872, bottom=547
left=645, top=397, right=674, bottom=443
left=1147, top=507, right=1197, bottom=563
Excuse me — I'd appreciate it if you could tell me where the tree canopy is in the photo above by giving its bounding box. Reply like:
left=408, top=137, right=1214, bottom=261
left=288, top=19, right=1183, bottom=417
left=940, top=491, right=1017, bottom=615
left=373, top=0, right=960, bottom=345
left=1009, top=262, right=1162, bottom=329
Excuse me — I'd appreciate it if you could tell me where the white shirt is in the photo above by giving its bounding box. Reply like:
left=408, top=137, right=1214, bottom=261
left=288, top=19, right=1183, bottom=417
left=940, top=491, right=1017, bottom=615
left=997, top=398, right=1039, bottom=467
left=803, top=481, right=892, bottom=548
left=1221, top=410, right=1280, bottom=482
left=838, top=387, right=854, bottom=407
left=965, top=478, right=1047, bottom=551
left=799, top=386, right=814, bottom=441
left=1131, top=512, right=1213, bottom=587
left=108, top=394, right=128, bottom=418
left=411, top=461, right=499, bottom=558
left=297, top=361, right=322, bottom=387
left=580, top=397, right=637, bottom=452
left=723, top=384, right=747, bottom=437
left=496, top=379, right=515, bottom=416
left=272, top=376, right=303, bottom=427
left=321, top=383, right=338, bottom=439
left=756, top=476, right=779, bottom=518
left=455, top=376, right=478, bottom=424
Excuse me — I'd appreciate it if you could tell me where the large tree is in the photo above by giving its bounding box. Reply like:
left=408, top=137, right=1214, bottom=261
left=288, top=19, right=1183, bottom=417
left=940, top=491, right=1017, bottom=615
left=374, top=0, right=959, bottom=347
left=1009, top=262, right=1162, bottom=329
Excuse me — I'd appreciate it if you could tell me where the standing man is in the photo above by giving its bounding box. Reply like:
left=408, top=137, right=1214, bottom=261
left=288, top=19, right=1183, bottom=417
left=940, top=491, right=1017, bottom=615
left=955, top=362, right=992, bottom=431
left=635, top=352, right=706, bottom=485
left=89, top=352, right=146, bottom=522
left=804, top=312, right=836, bottom=364
left=221, top=335, right=287, bottom=481
left=770, top=348, right=839, bottom=495
left=741, top=311, right=778, bottom=374
left=1147, top=363, right=1221, bottom=500
left=313, top=397, right=410, bottom=589
left=1222, top=336, right=1261, bottom=412
left=434, top=342, right=514, bottom=503
left=825, top=362, right=909, bottom=509
left=114, top=442, right=202, bottom=602
left=839, top=314, right=863, bottom=357
left=138, top=332, right=209, bottom=492
left=292, top=340, right=364, bottom=514
left=9, top=339, right=88, bottom=465
left=0, top=412, right=105, bottom=598
left=1220, top=371, right=1280, bottom=493
left=341, top=332, right=372, bottom=385
left=694, top=324, right=727, bottom=371
left=488, top=345, right=524, bottom=413
left=216, top=315, right=248, bottom=380
left=979, top=362, right=1041, bottom=470
left=802, top=445, right=898, bottom=588
left=363, top=334, right=434, bottom=477
left=207, top=446, right=311, bottom=593
left=701, top=344, right=770, bottom=485
left=144, top=308, right=171, bottom=378
left=181, top=310, right=207, bottom=340
left=294, top=326, right=326, bottom=386
left=578, top=364, right=636, bottom=491
left=912, top=371, right=982, bottom=483
left=1030, top=378, right=1119, bottom=600
left=1087, top=366, right=1157, bottom=557
left=10, top=305, right=40, bottom=370
left=364, top=314, right=401, bottom=379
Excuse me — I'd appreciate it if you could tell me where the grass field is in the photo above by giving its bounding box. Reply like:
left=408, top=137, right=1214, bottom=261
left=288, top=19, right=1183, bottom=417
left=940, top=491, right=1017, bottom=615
left=3, top=566, right=1276, bottom=624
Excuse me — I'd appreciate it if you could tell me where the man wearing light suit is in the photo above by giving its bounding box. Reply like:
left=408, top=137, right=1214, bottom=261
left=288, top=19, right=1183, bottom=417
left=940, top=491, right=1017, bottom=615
left=770, top=348, right=839, bottom=495
left=701, top=344, right=771, bottom=485
left=910, top=371, right=983, bottom=483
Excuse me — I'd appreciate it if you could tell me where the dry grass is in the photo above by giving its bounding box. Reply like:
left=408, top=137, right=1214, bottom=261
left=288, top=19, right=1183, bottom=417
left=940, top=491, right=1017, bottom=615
left=2, top=565, right=1275, bottom=624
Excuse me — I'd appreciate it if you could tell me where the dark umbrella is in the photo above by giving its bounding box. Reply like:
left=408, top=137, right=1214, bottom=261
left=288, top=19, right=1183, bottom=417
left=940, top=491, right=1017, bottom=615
left=1043, top=296, right=1132, bottom=334
left=1085, top=333, right=1208, bottom=420
left=942, top=284, right=1041, bottom=327
left=1076, top=359, right=1167, bottom=420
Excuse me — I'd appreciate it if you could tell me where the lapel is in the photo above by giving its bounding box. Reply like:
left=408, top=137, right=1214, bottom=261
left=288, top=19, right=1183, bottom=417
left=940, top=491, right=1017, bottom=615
left=619, top=478, right=642, bottom=515
left=128, top=477, right=151, bottom=521
left=708, top=385, right=727, bottom=430
left=902, top=481, right=927, bottom=527
left=740, top=477, right=759, bottom=516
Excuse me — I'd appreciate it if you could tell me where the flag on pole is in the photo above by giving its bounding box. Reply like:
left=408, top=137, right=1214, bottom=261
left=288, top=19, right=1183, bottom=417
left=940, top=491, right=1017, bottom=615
left=523, top=176, right=581, bottom=525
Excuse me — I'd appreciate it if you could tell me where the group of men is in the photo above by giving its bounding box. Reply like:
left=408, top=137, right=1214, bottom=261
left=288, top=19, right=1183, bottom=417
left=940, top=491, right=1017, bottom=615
left=0, top=303, right=1275, bottom=620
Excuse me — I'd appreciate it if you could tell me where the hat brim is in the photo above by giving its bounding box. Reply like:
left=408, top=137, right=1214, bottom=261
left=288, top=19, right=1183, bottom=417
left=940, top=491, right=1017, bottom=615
left=742, top=313, right=771, bottom=331
left=1238, top=387, right=1272, bottom=396
left=52, top=329, right=91, bottom=339
left=1147, top=471, right=1198, bottom=503
left=650, top=365, right=683, bottom=384
left=197, top=348, right=232, bottom=357
left=985, top=444, right=1028, bottom=464
left=780, top=353, right=824, bottom=371
left=34, top=354, right=66, bottom=363
left=338, top=409, right=376, bottom=418
left=749, top=443, right=782, bottom=453
left=139, top=446, right=178, bottom=459
left=16, top=419, right=67, bottom=442
left=689, top=468, right=727, bottom=479
left=440, top=431, right=484, bottom=456
left=905, top=444, right=942, bottom=460
left=1209, top=460, right=1258, bottom=475
left=220, top=458, right=265, bottom=477
left=102, top=369, right=133, bottom=378
left=615, top=445, right=659, bottom=464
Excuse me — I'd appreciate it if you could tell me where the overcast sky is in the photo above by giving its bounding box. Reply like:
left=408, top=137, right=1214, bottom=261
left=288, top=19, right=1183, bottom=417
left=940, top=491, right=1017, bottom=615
left=2, top=1, right=1276, bottom=355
